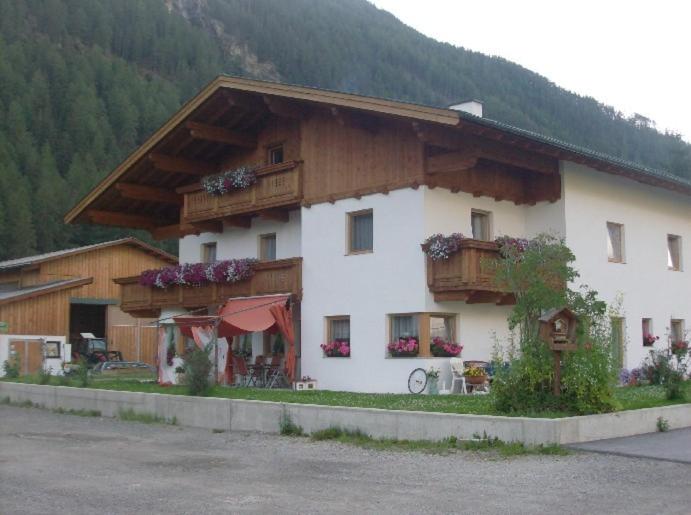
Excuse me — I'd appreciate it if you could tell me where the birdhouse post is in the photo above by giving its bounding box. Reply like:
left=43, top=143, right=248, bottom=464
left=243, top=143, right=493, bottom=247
left=538, top=308, right=578, bottom=396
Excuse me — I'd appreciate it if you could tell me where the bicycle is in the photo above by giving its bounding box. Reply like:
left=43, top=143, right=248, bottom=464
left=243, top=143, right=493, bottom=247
left=407, top=367, right=427, bottom=394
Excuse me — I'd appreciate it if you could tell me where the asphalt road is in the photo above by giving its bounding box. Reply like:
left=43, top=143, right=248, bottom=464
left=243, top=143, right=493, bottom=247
left=571, top=428, right=691, bottom=464
left=1, top=405, right=690, bottom=515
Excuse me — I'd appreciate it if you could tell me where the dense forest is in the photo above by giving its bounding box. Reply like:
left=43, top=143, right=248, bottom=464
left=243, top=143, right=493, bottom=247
left=0, top=0, right=689, bottom=260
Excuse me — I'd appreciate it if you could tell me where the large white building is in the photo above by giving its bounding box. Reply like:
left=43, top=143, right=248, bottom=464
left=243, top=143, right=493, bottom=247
left=67, top=76, right=691, bottom=393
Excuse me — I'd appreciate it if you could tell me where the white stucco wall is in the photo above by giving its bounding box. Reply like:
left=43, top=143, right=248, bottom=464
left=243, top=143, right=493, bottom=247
left=178, top=210, right=302, bottom=263
left=0, top=335, right=68, bottom=376
left=562, top=162, right=691, bottom=369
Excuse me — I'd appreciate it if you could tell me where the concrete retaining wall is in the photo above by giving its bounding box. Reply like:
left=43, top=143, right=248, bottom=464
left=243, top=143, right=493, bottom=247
left=2, top=382, right=690, bottom=445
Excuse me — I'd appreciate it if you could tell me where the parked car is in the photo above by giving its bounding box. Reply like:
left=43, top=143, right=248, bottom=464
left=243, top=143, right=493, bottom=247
left=90, top=361, right=156, bottom=382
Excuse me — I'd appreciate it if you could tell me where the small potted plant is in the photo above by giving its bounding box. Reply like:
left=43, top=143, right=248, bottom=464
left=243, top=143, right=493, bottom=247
left=430, top=337, right=463, bottom=357
left=426, top=366, right=440, bottom=395
left=464, top=365, right=487, bottom=385
left=174, top=365, right=186, bottom=385
left=387, top=337, right=419, bottom=357
left=320, top=340, right=351, bottom=357
left=643, top=333, right=659, bottom=347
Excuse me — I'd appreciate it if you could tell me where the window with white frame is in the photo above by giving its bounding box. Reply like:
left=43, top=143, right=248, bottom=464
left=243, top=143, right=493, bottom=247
left=268, top=144, right=284, bottom=165
left=471, top=210, right=491, bottom=241
left=667, top=235, right=682, bottom=271
left=606, top=222, right=625, bottom=263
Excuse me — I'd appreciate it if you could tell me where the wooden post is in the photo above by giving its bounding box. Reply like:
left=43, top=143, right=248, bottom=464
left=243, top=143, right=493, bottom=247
left=553, top=350, right=562, bottom=396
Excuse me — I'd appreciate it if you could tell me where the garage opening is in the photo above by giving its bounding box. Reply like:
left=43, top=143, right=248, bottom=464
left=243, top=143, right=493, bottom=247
left=69, top=303, right=106, bottom=342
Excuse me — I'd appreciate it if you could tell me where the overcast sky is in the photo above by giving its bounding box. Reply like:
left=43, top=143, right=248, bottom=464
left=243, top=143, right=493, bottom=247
left=370, top=0, right=691, bottom=143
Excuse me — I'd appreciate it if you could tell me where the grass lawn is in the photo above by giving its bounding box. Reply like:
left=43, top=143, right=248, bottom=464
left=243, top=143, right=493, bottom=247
left=3, top=375, right=689, bottom=418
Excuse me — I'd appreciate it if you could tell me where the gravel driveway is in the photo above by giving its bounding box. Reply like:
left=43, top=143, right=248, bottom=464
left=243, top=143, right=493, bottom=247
left=1, top=405, right=689, bottom=514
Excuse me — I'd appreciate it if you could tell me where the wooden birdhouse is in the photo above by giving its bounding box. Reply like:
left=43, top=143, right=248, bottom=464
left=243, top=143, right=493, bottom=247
left=539, top=308, right=578, bottom=351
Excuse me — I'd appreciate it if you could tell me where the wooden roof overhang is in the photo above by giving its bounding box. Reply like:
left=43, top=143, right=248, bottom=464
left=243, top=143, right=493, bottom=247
left=65, top=75, right=691, bottom=238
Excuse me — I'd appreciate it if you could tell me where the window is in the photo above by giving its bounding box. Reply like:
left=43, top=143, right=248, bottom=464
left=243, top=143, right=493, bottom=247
left=430, top=315, right=455, bottom=341
left=348, top=209, right=373, bottom=253
left=471, top=210, right=491, bottom=241
left=642, top=318, right=654, bottom=346
left=268, top=144, right=284, bottom=165
left=390, top=314, right=419, bottom=341
left=606, top=222, right=624, bottom=263
left=671, top=319, right=685, bottom=343
left=610, top=317, right=625, bottom=369
left=327, top=316, right=350, bottom=343
left=667, top=235, right=682, bottom=271
left=201, top=242, right=217, bottom=263
left=259, top=233, right=276, bottom=261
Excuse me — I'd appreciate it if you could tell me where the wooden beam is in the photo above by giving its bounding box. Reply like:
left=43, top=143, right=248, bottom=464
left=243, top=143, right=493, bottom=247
left=222, top=89, right=268, bottom=113
left=115, top=183, right=182, bottom=206
left=150, top=221, right=220, bottom=240
left=415, top=124, right=558, bottom=175
left=426, top=151, right=478, bottom=174
left=86, top=209, right=157, bottom=230
left=186, top=121, right=256, bottom=148
left=330, top=107, right=378, bottom=132
left=149, top=153, right=215, bottom=176
left=223, top=215, right=252, bottom=228
left=259, top=209, right=290, bottom=223
left=263, top=95, right=309, bottom=119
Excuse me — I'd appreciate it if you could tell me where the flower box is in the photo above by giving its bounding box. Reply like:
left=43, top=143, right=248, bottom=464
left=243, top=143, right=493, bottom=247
left=387, top=338, right=419, bottom=358
left=321, top=341, right=350, bottom=357
left=430, top=337, right=463, bottom=357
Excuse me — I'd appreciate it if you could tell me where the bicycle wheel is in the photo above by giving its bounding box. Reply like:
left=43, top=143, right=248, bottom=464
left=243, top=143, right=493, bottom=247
left=408, top=367, right=427, bottom=394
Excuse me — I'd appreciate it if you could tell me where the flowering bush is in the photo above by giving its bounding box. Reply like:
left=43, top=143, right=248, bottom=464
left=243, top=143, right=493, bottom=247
left=618, top=368, right=631, bottom=386
left=430, top=337, right=463, bottom=357
left=422, top=233, right=465, bottom=260
left=387, top=338, right=419, bottom=357
left=671, top=340, right=689, bottom=357
left=643, top=333, right=659, bottom=346
left=201, top=165, right=257, bottom=196
left=139, top=258, right=258, bottom=289
left=320, top=341, right=351, bottom=357
left=494, top=236, right=531, bottom=258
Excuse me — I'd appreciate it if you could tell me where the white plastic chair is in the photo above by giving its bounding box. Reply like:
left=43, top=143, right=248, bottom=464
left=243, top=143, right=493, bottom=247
left=450, top=357, right=467, bottom=394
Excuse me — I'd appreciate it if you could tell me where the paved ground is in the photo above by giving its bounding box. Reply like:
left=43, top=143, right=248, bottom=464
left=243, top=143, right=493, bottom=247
left=571, top=428, right=691, bottom=464
left=1, top=406, right=690, bottom=515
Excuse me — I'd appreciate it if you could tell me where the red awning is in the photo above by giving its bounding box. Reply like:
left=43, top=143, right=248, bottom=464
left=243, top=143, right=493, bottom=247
left=218, top=294, right=290, bottom=338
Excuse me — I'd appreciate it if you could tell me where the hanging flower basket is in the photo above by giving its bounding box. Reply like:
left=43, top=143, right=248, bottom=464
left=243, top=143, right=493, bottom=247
left=494, top=236, right=531, bottom=258
left=201, top=165, right=257, bottom=196
left=139, top=258, right=258, bottom=289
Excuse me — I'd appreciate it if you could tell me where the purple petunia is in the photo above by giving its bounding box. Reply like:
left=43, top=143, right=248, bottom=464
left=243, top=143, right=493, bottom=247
left=139, top=258, right=258, bottom=289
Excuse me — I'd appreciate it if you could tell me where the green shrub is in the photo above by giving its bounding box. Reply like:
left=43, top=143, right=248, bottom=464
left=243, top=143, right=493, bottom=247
left=183, top=348, right=212, bottom=396
left=3, top=358, right=20, bottom=378
left=74, top=358, right=90, bottom=388
left=279, top=412, right=303, bottom=436
left=656, top=416, right=670, bottom=432
left=37, top=366, right=52, bottom=385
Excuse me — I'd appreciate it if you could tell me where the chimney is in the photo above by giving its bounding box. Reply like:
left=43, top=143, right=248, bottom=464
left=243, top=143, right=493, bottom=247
left=448, top=100, right=483, bottom=118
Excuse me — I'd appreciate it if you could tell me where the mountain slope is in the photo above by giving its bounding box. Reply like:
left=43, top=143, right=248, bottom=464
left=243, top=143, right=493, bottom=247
left=0, top=0, right=688, bottom=260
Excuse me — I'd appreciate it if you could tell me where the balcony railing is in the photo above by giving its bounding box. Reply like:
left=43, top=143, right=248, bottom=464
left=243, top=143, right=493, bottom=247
left=115, top=258, right=302, bottom=317
left=423, top=240, right=514, bottom=304
left=181, top=160, right=302, bottom=224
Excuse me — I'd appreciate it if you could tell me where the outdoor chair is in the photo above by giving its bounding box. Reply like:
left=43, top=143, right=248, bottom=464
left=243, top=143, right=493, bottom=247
left=266, top=362, right=290, bottom=389
left=248, top=355, right=266, bottom=386
left=449, top=357, right=467, bottom=394
left=233, top=356, right=253, bottom=387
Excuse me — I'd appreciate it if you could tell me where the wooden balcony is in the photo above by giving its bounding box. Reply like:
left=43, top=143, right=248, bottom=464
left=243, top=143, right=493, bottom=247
left=181, top=160, right=302, bottom=224
left=115, top=258, right=302, bottom=317
left=424, top=240, right=514, bottom=304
